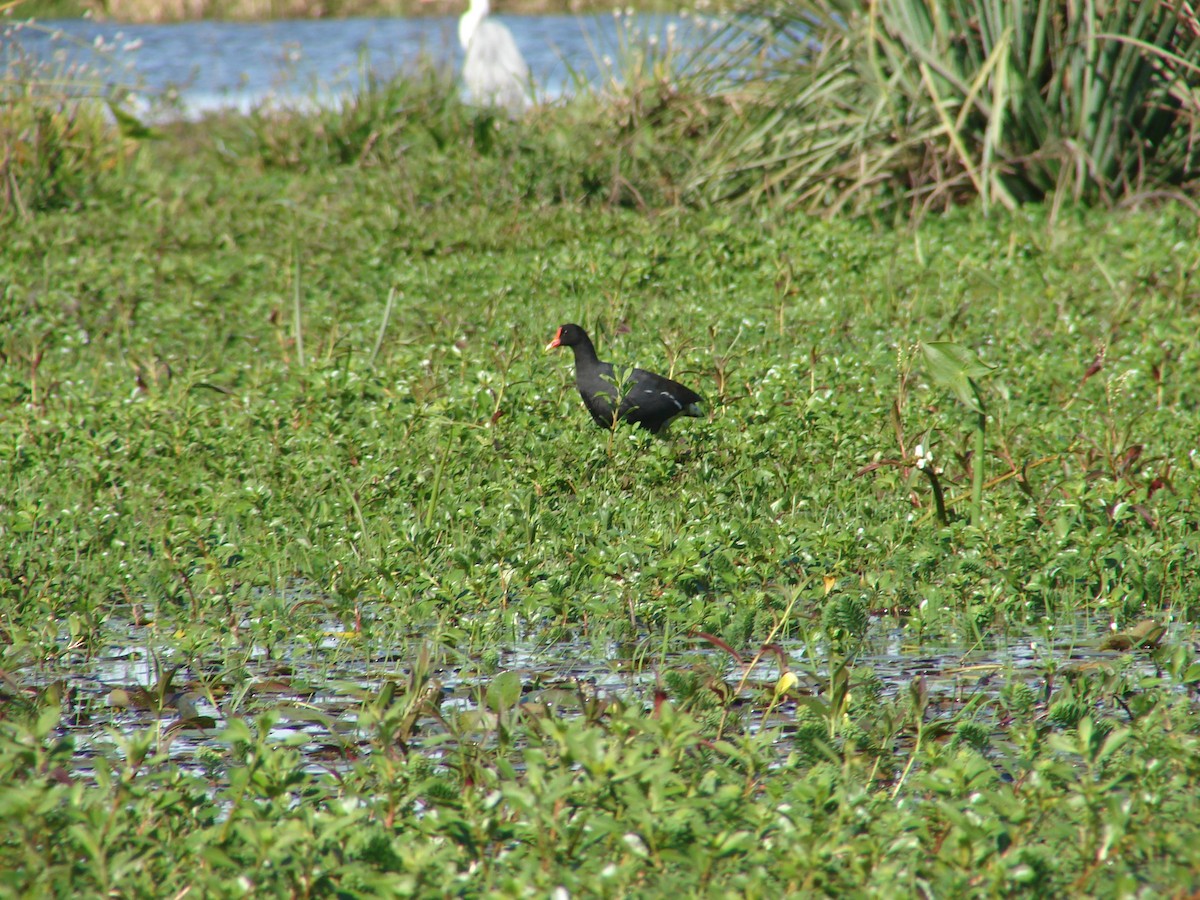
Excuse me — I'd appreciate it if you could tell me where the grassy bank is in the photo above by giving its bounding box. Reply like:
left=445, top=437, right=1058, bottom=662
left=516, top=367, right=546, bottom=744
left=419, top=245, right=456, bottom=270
left=3, top=24, right=1200, bottom=896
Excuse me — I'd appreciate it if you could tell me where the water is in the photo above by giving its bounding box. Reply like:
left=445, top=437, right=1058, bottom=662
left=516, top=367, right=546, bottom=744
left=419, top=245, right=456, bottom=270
left=38, top=598, right=1168, bottom=781
left=1, top=12, right=721, bottom=117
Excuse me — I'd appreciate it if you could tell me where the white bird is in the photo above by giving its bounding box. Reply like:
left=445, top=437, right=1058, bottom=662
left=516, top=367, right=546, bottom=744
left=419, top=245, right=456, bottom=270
left=458, top=0, right=531, bottom=114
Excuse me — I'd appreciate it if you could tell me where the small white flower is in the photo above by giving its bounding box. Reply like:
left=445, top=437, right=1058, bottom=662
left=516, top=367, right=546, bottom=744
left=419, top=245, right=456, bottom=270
left=914, top=444, right=934, bottom=470
left=623, top=833, right=649, bottom=856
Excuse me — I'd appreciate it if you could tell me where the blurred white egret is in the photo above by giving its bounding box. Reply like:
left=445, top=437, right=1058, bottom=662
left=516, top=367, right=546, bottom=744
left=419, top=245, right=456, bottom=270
left=458, top=0, right=531, bottom=113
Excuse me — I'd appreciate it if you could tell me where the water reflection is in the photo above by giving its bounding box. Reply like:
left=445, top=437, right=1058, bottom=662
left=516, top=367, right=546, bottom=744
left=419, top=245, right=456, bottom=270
left=30, top=604, right=1170, bottom=782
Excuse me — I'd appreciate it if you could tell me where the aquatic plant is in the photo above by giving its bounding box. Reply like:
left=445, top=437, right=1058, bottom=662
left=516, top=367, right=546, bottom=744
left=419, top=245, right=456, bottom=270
left=696, top=0, right=1200, bottom=216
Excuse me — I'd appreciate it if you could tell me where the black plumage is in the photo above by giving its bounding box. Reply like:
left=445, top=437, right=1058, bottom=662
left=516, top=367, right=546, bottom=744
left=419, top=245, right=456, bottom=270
left=546, top=324, right=704, bottom=433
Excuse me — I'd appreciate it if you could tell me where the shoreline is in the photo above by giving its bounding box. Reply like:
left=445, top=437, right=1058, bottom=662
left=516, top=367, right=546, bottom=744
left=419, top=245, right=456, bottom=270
left=9, top=0, right=711, bottom=24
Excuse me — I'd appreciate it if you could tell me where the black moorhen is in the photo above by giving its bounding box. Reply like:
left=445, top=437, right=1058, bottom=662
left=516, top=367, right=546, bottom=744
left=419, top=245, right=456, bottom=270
left=546, top=324, right=704, bottom=433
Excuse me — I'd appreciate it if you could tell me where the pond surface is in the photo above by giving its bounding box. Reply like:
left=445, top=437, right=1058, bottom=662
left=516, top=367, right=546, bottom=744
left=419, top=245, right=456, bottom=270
left=34, top=605, right=1163, bottom=780
left=3, top=11, right=721, bottom=117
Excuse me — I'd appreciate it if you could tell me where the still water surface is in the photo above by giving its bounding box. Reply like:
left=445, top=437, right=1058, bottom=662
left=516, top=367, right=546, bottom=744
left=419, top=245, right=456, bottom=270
left=58, top=606, right=1148, bottom=777
left=5, top=12, right=712, bottom=116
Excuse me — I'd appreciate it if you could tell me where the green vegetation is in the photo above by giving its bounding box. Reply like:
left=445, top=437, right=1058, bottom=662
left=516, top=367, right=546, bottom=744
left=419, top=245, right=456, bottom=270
left=3, top=2, right=1200, bottom=895
left=697, top=0, right=1200, bottom=216
left=0, top=24, right=141, bottom=217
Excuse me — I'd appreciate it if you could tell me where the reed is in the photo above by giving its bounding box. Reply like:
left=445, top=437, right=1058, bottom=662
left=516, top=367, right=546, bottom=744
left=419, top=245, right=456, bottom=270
left=694, top=0, right=1200, bottom=217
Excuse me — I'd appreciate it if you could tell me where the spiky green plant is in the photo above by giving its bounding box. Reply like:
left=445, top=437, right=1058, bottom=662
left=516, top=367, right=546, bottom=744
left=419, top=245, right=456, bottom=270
left=695, top=0, right=1200, bottom=216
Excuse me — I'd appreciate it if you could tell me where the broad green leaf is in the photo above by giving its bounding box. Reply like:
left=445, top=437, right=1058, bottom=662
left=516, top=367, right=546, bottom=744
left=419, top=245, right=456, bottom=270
left=921, top=341, right=993, bottom=414
left=485, top=671, right=523, bottom=713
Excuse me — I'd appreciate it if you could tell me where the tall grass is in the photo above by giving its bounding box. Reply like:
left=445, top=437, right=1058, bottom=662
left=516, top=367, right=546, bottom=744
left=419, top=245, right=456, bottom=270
left=1, top=23, right=144, bottom=219
left=571, top=9, right=728, bottom=207
left=694, top=0, right=1200, bottom=217
left=196, top=19, right=723, bottom=210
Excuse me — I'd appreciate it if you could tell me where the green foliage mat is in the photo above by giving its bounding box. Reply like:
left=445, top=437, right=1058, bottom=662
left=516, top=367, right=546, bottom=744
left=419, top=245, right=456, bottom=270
left=2, top=110, right=1200, bottom=894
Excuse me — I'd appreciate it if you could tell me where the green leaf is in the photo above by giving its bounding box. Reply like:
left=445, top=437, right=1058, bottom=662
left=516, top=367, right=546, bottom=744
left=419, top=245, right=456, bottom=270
left=106, top=101, right=158, bottom=141
left=921, top=341, right=993, bottom=414
left=485, top=671, right=523, bottom=713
